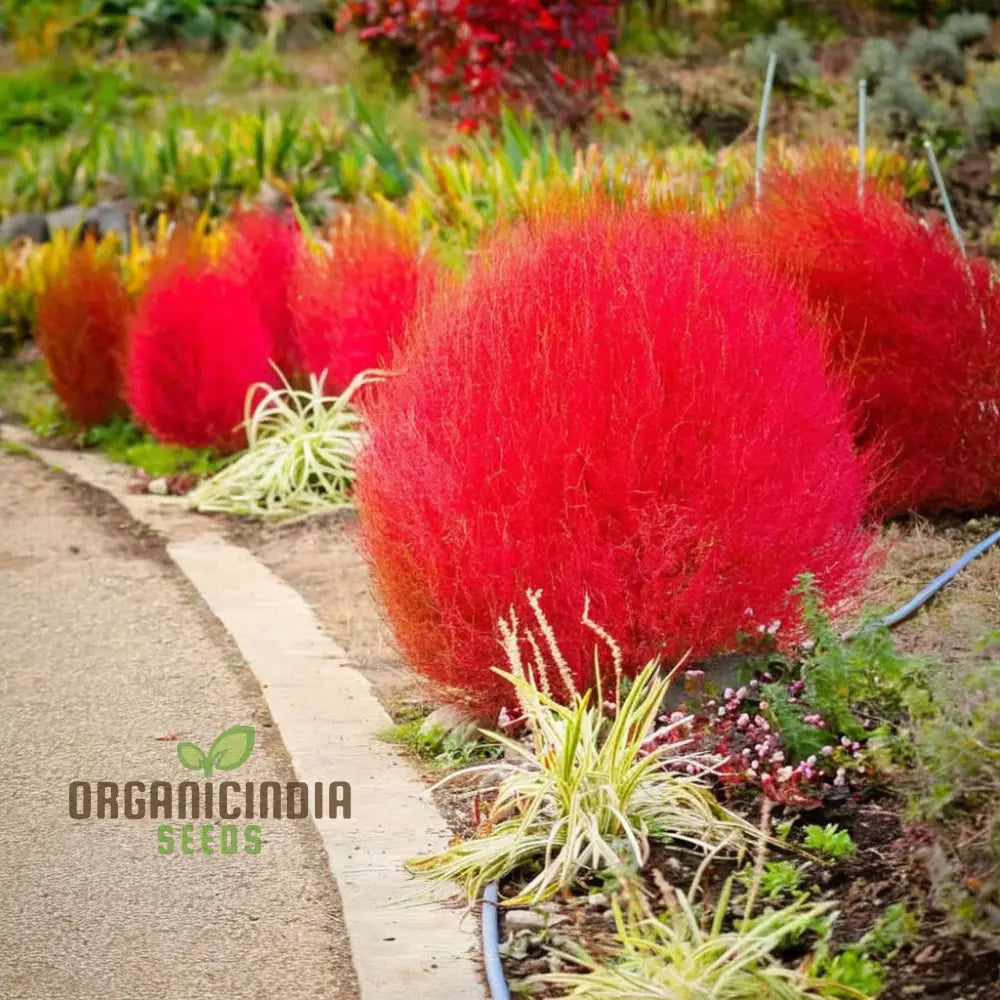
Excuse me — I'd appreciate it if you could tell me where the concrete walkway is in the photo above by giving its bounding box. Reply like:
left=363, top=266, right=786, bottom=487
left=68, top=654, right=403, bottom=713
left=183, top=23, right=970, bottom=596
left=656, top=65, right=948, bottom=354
left=0, top=451, right=360, bottom=999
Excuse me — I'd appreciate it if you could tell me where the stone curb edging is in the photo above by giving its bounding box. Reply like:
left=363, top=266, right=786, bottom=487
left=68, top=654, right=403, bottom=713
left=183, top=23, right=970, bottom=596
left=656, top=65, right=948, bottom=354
left=1, top=424, right=487, bottom=1000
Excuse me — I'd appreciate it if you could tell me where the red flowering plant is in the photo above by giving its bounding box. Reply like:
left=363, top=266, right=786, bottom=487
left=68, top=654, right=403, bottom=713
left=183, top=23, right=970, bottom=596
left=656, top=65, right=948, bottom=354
left=338, top=0, right=625, bottom=131
left=356, top=205, right=876, bottom=719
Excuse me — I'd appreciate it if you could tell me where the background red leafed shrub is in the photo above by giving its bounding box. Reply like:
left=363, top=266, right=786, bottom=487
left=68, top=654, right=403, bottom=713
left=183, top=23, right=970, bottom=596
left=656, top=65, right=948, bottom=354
left=126, top=261, right=276, bottom=452
left=741, top=158, right=1000, bottom=517
left=338, top=0, right=623, bottom=130
left=290, top=217, right=439, bottom=394
left=35, top=241, right=131, bottom=427
left=356, top=206, right=876, bottom=718
left=222, top=207, right=304, bottom=380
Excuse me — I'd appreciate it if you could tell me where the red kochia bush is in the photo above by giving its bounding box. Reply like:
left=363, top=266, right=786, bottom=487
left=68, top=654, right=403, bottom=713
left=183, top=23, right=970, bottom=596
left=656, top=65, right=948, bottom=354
left=743, top=160, right=1000, bottom=516
left=290, top=218, right=437, bottom=394
left=222, top=208, right=303, bottom=380
left=35, top=241, right=131, bottom=427
left=356, top=206, right=875, bottom=718
left=127, top=262, right=276, bottom=452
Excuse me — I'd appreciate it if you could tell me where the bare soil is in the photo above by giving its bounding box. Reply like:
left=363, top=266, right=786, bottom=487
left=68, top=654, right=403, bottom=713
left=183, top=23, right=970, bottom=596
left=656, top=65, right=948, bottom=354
left=227, top=507, right=1000, bottom=999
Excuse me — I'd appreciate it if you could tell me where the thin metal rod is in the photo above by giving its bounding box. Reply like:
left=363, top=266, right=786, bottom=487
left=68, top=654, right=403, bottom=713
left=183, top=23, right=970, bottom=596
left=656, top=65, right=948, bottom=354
left=754, top=52, right=778, bottom=202
left=923, top=138, right=965, bottom=256
left=857, top=79, right=867, bottom=206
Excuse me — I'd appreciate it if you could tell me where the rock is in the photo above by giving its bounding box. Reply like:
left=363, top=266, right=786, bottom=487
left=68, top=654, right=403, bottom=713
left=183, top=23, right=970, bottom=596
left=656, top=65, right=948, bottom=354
left=147, top=478, right=170, bottom=496
left=503, top=910, right=546, bottom=933
left=0, top=212, right=50, bottom=245
left=91, top=201, right=131, bottom=249
left=586, top=893, right=609, bottom=909
left=419, top=704, right=480, bottom=744
left=45, top=204, right=88, bottom=234
left=45, top=200, right=132, bottom=251
left=256, top=181, right=293, bottom=214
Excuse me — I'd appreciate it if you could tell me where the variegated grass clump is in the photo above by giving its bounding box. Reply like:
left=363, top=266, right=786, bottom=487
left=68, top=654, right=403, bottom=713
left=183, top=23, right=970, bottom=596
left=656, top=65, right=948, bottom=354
left=538, top=873, right=866, bottom=999
left=186, top=366, right=384, bottom=518
left=405, top=591, right=757, bottom=905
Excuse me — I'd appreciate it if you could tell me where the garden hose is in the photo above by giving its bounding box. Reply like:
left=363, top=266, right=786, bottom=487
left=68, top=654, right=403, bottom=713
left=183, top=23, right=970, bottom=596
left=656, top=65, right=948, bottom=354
left=482, top=882, right=510, bottom=1000
left=478, top=524, right=1000, bottom=998
left=877, top=524, right=1000, bottom=628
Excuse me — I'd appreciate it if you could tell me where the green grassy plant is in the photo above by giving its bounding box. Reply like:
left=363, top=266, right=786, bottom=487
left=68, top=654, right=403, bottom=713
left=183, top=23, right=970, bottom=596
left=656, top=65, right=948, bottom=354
left=378, top=718, right=503, bottom=768
left=186, top=367, right=382, bottom=518
left=0, top=58, right=153, bottom=156
left=82, top=416, right=222, bottom=477
left=537, top=876, right=864, bottom=999
left=0, top=359, right=66, bottom=435
left=405, top=595, right=755, bottom=905
left=1, top=86, right=420, bottom=216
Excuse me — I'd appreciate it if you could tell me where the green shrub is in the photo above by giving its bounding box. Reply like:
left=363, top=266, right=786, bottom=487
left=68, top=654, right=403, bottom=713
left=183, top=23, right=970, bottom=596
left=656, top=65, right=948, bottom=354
left=803, top=823, right=857, bottom=860
left=967, top=77, right=1000, bottom=148
left=109, top=0, right=266, bottom=49
left=907, top=654, right=1000, bottom=823
left=902, top=647, right=1000, bottom=938
left=941, top=11, right=991, bottom=48
left=0, top=60, right=151, bottom=155
left=854, top=37, right=902, bottom=91
left=744, top=21, right=819, bottom=89
left=221, top=36, right=297, bottom=90
left=871, top=68, right=939, bottom=134
left=904, top=28, right=967, bottom=85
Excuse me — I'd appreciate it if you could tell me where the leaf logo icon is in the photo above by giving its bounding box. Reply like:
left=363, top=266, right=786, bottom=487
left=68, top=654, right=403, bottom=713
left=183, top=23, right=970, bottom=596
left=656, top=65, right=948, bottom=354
left=177, top=726, right=255, bottom=777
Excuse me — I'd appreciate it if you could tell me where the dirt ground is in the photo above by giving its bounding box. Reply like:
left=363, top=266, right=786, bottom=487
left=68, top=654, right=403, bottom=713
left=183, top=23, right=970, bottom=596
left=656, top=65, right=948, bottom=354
left=230, top=507, right=1000, bottom=707
left=227, top=506, right=1000, bottom=1000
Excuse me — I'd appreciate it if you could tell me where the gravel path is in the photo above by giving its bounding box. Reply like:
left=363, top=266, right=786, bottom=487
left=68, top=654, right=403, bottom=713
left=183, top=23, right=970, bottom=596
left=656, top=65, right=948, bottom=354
left=0, top=451, right=360, bottom=1000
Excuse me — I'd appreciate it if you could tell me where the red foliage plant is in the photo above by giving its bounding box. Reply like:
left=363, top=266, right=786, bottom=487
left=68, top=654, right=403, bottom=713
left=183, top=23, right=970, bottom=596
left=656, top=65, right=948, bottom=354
left=221, top=207, right=304, bottom=380
left=338, top=1, right=624, bottom=130
left=740, top=157, right=1000, bottom=516
left=126, top=258, right=277, bottom=453
left=35, top=240, right=131, bottom=427
left=290, top=216, right=440, bottom=394
left=355, top=205, right=876, bottom=718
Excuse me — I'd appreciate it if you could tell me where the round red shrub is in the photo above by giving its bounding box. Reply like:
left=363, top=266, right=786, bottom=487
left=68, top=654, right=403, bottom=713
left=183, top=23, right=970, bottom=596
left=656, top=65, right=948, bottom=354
left=126, top=262, right=276, bottom=452
left=221, top=207, right=304, bottom=380
left=290, top=217, right=438, bottom=394
left=35, top=241, right=131, bottom=427
left=356, top=206, right=876, bottom=718
left=742, top=159, right=1000, bottom=516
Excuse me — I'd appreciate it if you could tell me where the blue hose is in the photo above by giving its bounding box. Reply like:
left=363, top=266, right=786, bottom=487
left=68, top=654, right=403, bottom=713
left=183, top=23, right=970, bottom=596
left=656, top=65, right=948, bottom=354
left=482, top=882, right=510, bottom=1000
left=478, top=525, right=1000, bottom=997
left=878, top=525, right=1000, bottom=628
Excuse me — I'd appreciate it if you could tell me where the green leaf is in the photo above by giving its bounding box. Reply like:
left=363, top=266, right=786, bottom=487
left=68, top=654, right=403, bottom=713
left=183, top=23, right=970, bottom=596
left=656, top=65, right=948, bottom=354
left=177, top=742, right=207, bottom=772
left=209, top=725, right=255, bottom=772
